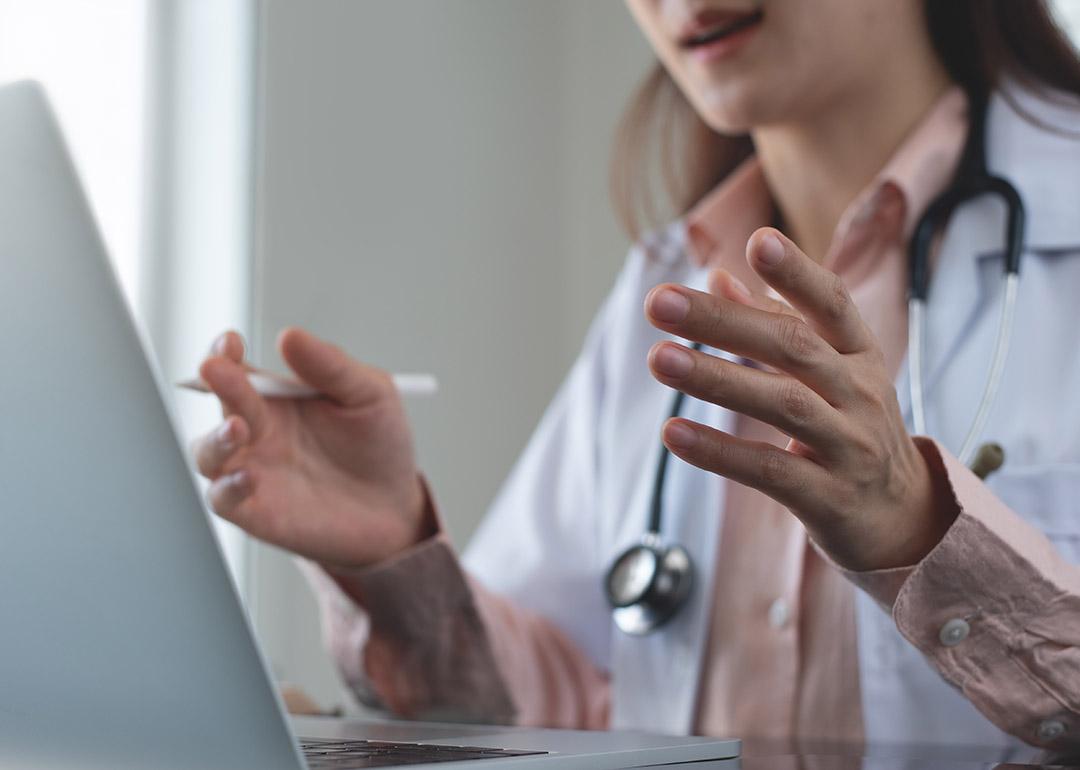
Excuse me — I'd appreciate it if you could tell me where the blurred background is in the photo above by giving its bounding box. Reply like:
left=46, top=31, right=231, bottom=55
left=1, top=0, right=1078, bottom=713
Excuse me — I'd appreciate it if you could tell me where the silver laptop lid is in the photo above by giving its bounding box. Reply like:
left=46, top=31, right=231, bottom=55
left=0, top=81, right=304, bottom=770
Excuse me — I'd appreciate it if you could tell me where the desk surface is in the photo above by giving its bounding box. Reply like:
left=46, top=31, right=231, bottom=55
left=292, top=716, right=1079, bottom=769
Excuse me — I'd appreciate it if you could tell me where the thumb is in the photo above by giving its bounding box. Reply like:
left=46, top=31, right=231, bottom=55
left=277, top=327, right=393, bottom=407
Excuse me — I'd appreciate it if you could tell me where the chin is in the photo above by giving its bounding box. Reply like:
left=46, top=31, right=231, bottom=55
left=689, top=83, right=776, bottom=135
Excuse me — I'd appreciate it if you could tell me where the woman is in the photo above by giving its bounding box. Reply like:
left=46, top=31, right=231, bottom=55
left=193, top=0, right=1080, bottom=751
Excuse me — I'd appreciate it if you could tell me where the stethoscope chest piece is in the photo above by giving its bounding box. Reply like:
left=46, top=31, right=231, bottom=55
left=605, top=533, right=693, bottom=636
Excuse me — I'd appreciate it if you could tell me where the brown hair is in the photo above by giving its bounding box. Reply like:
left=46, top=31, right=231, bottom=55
left=611, top=1, right=1080, bottom=239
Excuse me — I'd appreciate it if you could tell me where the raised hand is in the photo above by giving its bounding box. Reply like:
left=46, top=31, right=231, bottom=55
left=644, top=228, right=958, bottom=572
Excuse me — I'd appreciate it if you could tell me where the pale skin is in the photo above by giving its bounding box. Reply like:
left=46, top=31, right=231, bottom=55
left=194, top=0, right=958, bottom=574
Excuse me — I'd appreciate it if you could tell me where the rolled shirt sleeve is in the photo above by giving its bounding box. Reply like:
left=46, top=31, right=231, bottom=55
left=314, top=529, right=517, bottom=724
left=845, top=437, right=1080, bottom=752
left=304, top=512, right=611, bottom=727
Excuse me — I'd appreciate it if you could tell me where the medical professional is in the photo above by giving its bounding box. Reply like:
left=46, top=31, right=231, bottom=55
left=192, top=0, right=1080, bottom=753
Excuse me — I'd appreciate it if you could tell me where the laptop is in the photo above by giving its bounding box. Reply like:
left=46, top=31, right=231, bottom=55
left=0, top=80, right=740, bottom=769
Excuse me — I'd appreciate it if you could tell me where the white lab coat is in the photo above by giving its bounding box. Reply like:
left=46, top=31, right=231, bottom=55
left=462, top=84, right=1080, bottom=747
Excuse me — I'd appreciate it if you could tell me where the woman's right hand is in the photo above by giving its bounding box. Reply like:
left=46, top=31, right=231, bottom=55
left=191, top=328, right=429, bottom=570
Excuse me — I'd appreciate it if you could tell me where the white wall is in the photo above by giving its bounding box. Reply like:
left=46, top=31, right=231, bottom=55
left=0, top=0, right=147, bottom=309
left=249, top=0, right=652, bottom=710
left=1055, top=0, right=1080, bottom=40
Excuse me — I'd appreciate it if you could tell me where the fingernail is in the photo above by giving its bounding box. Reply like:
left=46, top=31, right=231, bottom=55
left=653, top=344, right=693, bottom=378
left=213, top=334, right=229, bottom=356
left=650, top=288, right=690, bottom=323
left=756, top=233, right=785, bottom=267
left=664, top=421, right=697, bottom=449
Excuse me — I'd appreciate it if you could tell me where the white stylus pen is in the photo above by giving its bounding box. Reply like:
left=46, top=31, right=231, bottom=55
left=177, top=366, right=438, bottom=399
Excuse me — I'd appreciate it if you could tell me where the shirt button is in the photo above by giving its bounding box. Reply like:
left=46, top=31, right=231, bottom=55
left=938, top=618, right=970, bottom=647
left=768, top=598, right=791, bottom=630
left=1037, top=719, right=1067, bottom=742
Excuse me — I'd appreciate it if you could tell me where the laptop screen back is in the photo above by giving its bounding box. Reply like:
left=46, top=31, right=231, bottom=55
left=0, top=81, right=303, bottom=770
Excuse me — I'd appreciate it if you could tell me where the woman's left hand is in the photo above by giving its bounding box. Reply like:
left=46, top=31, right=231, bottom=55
left=644, top=227, right=958, bottom=573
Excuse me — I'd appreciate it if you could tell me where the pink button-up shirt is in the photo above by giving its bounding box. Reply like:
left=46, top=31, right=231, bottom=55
left=305, top=87, right=1080, bottom=749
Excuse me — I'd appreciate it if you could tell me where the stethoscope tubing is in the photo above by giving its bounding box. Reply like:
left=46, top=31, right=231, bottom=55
left=909, top=272, right=1019, bottom=466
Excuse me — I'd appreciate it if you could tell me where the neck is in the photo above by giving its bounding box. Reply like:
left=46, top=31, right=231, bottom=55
left=752, top=54, right=952, bottom=263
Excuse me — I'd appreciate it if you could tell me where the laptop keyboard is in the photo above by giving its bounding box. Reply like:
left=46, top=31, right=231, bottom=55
left=301, top=738, right=548, bottom=767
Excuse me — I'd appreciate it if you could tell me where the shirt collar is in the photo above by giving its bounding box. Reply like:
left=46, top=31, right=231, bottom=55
left=685, top=86, right=968, bottom=274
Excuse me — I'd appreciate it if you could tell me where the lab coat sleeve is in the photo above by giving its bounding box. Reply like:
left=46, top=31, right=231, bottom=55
left=302, top=247, right=645, bottom=727
left=846, top=437, right=1080, bottom=753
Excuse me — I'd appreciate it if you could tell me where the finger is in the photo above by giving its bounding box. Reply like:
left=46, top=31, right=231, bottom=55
left=209, top=330, right=247, bottom=364
left=661, top=417, right=831, bottom=515
left=746, top=229, right=872, bottom=354
left=649, top=341, right=847, bottom=456
left=192, top=415, right=250, bottom=479
left=199, top=355, right=269, bottom=437
left=278, top=327, right=394, bottom=407
left=207, top=469, right=255, bottom=520
left=707, top=268, right=800, bottom=320
left=645, top=283, right=848, bottom=400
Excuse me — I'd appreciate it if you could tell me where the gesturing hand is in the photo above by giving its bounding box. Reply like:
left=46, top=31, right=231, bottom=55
left=644, top=228, right=957, bottom=572
left=190, top=328, right=429, bottom=570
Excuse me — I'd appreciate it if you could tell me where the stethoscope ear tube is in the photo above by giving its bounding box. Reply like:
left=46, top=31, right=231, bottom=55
left=955, top=272, right=1019, bottom=465
left=909, top=237, right=1022, bottom=467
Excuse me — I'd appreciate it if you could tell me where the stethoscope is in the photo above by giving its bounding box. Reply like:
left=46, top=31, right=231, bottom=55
left=604, top=93, right=1027, bottom=636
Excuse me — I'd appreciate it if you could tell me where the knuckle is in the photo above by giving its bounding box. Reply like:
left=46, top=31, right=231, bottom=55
left=759, top=449, right=788, bottom=486
left=701, top=356, right=727, bottom=396
left=779, top=381, right=815, bottom=426
left=847, top=432, right=883, bottom=468
left=703, top=431, right=730, bottom=470
left=701, top=297, right=727, bottom=341
left=843, top=429, right=892, bottom=491
left=777, top=316, right=818, bottom=367
left=827, top=481, right=860, bottom=520
left=851, top=374, right=890, bottom=414
left=824, top=276, right=852, bottom=323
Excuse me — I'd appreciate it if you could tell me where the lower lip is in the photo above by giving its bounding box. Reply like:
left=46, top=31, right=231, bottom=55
left=686, top=19, right=762, bottom=63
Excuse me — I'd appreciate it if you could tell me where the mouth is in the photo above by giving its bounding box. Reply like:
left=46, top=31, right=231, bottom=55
left=679, top=9, right=764, bottom=51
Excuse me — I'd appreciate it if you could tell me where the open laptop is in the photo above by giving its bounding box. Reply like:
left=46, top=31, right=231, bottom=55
left=0, top=80, right=739, bottom=769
